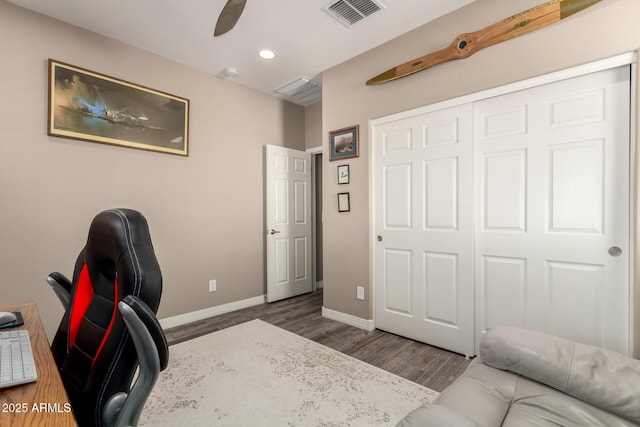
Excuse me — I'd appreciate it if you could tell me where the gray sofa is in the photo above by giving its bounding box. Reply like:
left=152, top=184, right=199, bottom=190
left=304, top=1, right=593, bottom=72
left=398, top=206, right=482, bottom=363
left=398, top=326, right=640, bottom=427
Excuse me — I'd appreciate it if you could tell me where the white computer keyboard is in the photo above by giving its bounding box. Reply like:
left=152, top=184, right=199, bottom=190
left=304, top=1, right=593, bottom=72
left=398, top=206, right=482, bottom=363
left=0, top=330, right=37, bottom=389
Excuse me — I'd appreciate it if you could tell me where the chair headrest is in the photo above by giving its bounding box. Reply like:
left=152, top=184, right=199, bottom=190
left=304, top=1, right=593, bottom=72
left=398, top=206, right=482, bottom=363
left=83, top=208, right=162, bottom=311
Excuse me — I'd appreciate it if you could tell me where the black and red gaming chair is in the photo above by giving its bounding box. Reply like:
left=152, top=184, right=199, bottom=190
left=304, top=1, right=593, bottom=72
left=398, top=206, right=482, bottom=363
left=48, top=209, right=169, bottom=427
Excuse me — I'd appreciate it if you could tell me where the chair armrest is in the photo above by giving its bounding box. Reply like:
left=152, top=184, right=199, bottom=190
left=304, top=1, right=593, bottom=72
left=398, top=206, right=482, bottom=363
left=102, top=295, right=169, bottom=427
left=122, top=295, right=169, bottom=370
left=47, top=272, right=72, bottom=310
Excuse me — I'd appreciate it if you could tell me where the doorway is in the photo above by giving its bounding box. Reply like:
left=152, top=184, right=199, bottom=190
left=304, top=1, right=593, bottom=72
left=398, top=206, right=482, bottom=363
left=265, top=145, right=313, bottom=302
left=313, top=153, right=324, bottom=291
left=264, top=146, right=324, bottom=302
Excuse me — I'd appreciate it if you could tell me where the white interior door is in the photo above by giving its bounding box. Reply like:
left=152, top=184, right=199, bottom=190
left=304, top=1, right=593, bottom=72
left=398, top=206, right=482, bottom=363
left=373, top=104, right=475, bottom=356
left=266, top=145, right=313, bottom=302
left=474, top=66, right=631, bottom=354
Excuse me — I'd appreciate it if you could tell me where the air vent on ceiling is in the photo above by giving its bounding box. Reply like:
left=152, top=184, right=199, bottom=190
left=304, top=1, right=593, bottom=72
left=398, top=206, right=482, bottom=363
left=275, top=77, right=322, bottom=104
left=323, top=0, right=385, bottom=28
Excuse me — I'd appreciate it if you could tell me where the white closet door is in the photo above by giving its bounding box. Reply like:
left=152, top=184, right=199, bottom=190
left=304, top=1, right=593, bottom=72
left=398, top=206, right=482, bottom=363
left=474, top=66, right=630, bottom=354
left=373, top=104, right=475, bottom=356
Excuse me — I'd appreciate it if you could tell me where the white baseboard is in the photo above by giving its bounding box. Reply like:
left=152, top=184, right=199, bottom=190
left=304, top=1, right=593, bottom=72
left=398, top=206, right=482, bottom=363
left=315, top=280, right=324, bottom=289
left=159, top=294, right=266, bottom=330
left=322, top=307, right=375, bottom=331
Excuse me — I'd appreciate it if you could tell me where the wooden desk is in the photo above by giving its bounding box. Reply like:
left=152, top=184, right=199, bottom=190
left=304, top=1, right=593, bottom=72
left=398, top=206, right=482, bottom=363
left=0, top=302, right=76, bottom=427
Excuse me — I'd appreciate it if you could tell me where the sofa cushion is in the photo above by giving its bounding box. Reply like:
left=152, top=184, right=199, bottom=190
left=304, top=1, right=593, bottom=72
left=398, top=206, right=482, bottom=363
left=480, top=326, right=640, bottom=424
left=432, top=358, right=639, bottom=427
left=503, top=375, right=639, bottom=427
left=434, top=360, right=518, bottom=427
left=396, top=403, right=477, bottom=427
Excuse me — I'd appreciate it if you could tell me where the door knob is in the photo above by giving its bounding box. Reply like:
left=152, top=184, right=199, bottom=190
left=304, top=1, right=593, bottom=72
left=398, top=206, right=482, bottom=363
left=608, top=246, right=622, bottom=257
left=377, top=235, right=383, bottom=242
left=269, top=229, right=281, bottom=235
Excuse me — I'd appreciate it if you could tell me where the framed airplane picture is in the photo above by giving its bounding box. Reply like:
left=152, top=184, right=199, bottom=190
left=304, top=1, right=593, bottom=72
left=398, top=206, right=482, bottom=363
left=48, top=59, right=190, bottom=156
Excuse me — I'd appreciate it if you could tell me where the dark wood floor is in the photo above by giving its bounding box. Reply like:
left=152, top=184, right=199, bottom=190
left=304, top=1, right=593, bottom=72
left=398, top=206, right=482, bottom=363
left=164, top=289, right=471, bottom=392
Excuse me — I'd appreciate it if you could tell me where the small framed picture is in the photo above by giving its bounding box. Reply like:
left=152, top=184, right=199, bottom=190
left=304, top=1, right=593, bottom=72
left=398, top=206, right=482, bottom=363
left=329, top=125, right=359, bottom=161
left=337, top=164, right=350, bottom=184
left=338, top=192, right=351, bottom=213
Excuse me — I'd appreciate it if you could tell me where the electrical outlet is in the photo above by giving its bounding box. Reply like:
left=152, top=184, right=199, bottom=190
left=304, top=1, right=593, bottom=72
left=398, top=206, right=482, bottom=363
left=356, top=286, right=364, bottom=301
left=209, top=279, right=217, bottom=292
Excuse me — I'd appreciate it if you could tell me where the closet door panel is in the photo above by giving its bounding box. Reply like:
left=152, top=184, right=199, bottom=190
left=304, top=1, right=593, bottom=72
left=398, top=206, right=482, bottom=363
left=474, top=66, right=630, bottom=354
left=374, top=104, right=474, bottom=356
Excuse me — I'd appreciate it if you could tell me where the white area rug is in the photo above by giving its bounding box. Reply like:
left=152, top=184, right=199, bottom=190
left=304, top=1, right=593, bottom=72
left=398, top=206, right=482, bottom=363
left=139, top=319, right=438, bottom=426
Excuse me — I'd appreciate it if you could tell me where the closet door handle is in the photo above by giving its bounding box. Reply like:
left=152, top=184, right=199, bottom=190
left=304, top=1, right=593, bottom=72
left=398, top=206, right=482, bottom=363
left=608, top=246, right=622, bottom=257
left=268, top=229, right=281, bottom=235
left=377, top=235, right=383, bottom=242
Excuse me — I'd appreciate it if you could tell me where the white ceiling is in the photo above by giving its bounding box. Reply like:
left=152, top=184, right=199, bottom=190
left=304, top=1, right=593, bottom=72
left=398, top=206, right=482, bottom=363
left=7, top=0, right=475, bottom=105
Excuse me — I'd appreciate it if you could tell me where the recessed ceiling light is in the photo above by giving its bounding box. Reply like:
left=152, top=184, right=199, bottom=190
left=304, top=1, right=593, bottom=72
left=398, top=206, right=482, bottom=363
left=259, top=49, right=276, bottom=60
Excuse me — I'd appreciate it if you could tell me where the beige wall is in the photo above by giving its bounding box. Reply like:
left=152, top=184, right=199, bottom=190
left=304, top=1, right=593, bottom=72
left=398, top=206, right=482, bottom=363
left=322, top=0, right=640, bottom=355
left=305, top=101, right=322, bottom=150
left=0, top=1, right=305, bottom=338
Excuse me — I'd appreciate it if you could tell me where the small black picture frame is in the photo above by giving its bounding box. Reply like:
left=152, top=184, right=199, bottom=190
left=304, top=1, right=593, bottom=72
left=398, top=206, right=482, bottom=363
left=338, top=192, right=350, bottom=212
left=337, top=164, right=350, bottom=184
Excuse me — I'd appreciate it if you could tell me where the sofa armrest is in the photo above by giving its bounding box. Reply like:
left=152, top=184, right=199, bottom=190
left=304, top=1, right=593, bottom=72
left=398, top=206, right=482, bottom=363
left=480, top=326, right=640, bottom=424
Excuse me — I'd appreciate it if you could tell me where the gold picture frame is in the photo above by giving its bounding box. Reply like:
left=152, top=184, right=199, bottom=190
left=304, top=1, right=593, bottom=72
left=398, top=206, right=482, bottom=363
left=329, top=125, right=359, bottom=161
left=48, top=59, right=190, bottom=156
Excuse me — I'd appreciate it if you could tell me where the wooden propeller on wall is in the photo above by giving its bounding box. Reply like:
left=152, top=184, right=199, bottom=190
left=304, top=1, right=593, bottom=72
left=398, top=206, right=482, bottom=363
left=214, top=0, right=247, bottom=37
left=366, top=0, right=602, bottom=85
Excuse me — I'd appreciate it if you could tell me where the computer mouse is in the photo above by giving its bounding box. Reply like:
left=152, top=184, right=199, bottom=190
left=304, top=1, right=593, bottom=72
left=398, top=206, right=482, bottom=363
left=0, top=312, right=17, bottom=325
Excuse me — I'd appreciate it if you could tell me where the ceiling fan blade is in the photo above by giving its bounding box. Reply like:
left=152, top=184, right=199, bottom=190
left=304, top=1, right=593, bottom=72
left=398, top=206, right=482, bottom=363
left=214, top=0, right=247, bottom=37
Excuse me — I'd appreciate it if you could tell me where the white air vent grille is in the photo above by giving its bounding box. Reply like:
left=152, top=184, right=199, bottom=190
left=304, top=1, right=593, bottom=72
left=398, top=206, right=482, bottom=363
left=323, top=0, right=385, bottom=27
left=275, top=77, right=322, bottom=105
